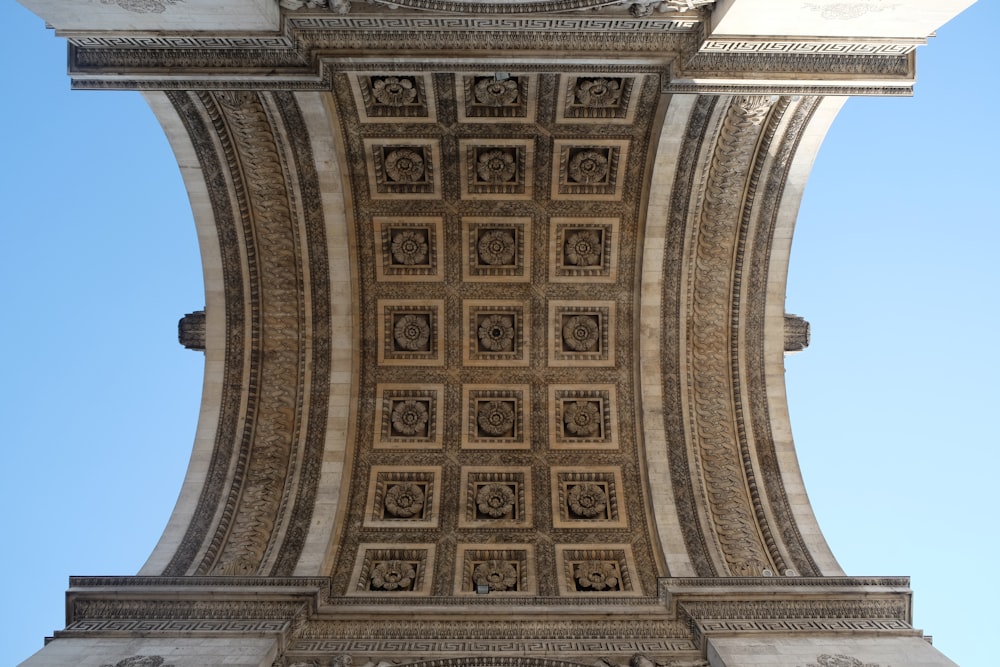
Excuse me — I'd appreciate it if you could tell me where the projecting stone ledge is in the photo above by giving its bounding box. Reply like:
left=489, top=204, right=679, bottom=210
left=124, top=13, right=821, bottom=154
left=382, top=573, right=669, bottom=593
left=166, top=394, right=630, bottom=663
left=178, top=310, right=206, bottom=352
left=784, top=313, right=811, bottom=353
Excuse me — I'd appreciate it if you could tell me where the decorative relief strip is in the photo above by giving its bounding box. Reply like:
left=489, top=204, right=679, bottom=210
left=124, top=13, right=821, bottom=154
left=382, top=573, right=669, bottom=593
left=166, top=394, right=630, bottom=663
left=699, top=40, right=918, bottom=56
left=61, top=619, right=291, bottom=634
left=192, top=91, right=304, bottom=577
left=289, top=16, right=703, bottom=32
left=160, top=91, right=247, bottom=576
left=687, top=95, right=776, bottom=577
left=289, top=640, right=699, bottom=654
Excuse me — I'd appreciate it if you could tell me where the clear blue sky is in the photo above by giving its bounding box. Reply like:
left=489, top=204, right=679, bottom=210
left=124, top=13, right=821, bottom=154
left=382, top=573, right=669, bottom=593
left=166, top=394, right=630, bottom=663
left=2, top=2, right=997, bottom=665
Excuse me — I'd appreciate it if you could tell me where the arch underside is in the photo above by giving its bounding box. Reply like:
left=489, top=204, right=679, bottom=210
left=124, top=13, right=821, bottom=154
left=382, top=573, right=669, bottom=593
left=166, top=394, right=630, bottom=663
left=146, top=79, right=839, bottom=585
left=53, top=6, right=930, bottom=663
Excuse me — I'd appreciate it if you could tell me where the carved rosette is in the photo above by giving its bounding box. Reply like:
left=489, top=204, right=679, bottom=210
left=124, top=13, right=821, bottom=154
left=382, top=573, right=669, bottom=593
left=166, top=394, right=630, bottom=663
left=563, top=400, right=602, bottom=437
left=372, top=76, right=417, bottom=106
left=369, top=560, right=416, bottom=591
left=394, top=314, right=431, bottom=351
left=567, top=482, right=608, bottom=517
left=573, top=560, right=620, bottom=591
left=474, top=78, right=519, bottom=106
left=477, top=229, right=516, bottom=265
left=478, top=314, right=515, bottom=351
left=476, top=149, right=517, bottom=183
left=383, top=483, right=426, bottom=518
left=390, top=229, right=429, bottom=265
left=384, top=148, right=426, bottom=183
left=473, top=559, right=518, bottom=591
left=476, top=483, right=516, bottom=518
left=568, top=150, right=609, bottom=184
left=564, top=230, right=602, bottom=266
left=390, top=400, right=429, bottom=436
left=575, top=78, right=621, bottom=107
left=477, top=400, right=515, bottom=436
left=562, top=315, right=600, bottom=352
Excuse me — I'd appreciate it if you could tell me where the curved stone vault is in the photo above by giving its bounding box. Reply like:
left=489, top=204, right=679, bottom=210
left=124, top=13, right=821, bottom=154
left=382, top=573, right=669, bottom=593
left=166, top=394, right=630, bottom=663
left=17, top=1, right=973, bottom=665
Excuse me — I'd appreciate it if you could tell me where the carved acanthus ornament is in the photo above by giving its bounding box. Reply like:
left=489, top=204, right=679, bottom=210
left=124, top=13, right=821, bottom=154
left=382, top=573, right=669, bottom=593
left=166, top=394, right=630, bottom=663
left=686, top=95, right=776, bottom=576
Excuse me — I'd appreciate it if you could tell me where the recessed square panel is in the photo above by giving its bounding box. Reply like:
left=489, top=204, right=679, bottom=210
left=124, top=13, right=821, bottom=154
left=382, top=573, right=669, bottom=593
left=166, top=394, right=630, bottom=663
left=350, top=72, right=437, bottom=122
left=459, top=138, right=534, bottom=200
left=364, top=466, right=441, bottom=528
left=454, top=544, right=536, bottom=596
left=550, top=467, right=627, bottom=529
left=377, top=300, right=445, bottom=366
left=461, top=217, right=532, bottom=282
left=457, top=73, right=536, bottom=122
left=548, top=384, right=618, bottom=450
left=459, top=466, right=533, bottom=528
left=374, top=216, right=443, bottom=282
left=364, top=138, right=441, bottom=199
left=554, top=545, right=642, bottom=596
left=555, top=74, right=642, bottom=123
left=348, top=543, right=436, bottom=596
left=549, top=218, right=619, bottom=283
left=551, top=139, right=629, bottom=201
left=462, top=300, right=529, bottom=367
left=461, top=384, right=530, bottom=449
left=548, top=300, right=615, bottom=367
left=374, top=384, right=444, bottom=449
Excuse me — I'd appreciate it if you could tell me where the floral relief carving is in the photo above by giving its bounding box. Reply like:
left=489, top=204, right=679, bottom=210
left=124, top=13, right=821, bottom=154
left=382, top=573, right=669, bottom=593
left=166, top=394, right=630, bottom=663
left=390, top=400, right=429, bottom=436
left=473, top=559, right=519, bottom=592
left=100, top=0, right=180, bottom=12
left=562, top=315, right=600, bottom=352
left=393, top=314, right=431, bottom=351
left=369, top=559, right=416, bottom=591
left=574, top=560, right=621, bottom=591
left=474, top=77, right=520, bottom=106
left=383, top=483, right=426, bottom=518
left=564, top=400, right=602, bottom=437
left=384, top=148, right=426, bottom=183
left=564, top=229, right=602, bottom=266
left=478, top=314, right=515, bottom=352
left=476, top=149, right=517, bottom=183
left=100, top=658, right=173, bottom=667
left=476, top=483, right=516, bottom=518
left=804, top=2, right=895, bottom=20
left=802, top=655, right=879, bottom=667
left=371, top=76, right=418, bottom=106
left=575, top=78, right=622, bottom=107
left=390, top=229, right=429, bottom=265
left=568, top=149, right=610, bottom=184
left=567, top=482, right=608, bottom=518
left=477, top=229, right=516, bottom=266
left=477, top=400, right=515, bottom=436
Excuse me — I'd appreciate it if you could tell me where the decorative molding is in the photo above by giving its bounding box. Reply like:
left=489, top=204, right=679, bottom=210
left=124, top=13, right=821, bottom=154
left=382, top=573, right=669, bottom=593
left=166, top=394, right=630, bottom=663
left=156, top=91, right=330, bottom=577
left=699, top=39, right=918, bottom=56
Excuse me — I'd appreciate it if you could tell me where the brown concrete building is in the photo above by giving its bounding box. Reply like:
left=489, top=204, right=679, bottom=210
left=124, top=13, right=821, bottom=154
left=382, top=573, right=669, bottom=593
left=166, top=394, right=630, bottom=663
left=15, top=1, right=977, bottom=665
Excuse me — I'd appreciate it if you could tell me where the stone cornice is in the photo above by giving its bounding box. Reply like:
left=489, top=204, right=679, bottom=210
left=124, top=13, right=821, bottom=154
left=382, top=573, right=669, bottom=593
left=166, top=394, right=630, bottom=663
left=56, top=576, right=923, bottom=663
left=58, top=8, right=919, bottom=94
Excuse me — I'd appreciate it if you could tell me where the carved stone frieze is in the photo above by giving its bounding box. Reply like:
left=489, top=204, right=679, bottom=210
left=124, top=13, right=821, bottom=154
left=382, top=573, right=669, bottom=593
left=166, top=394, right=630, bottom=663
left=682, top=94, right=778, bottom=576
left=156, top=90, right=330, bottom=578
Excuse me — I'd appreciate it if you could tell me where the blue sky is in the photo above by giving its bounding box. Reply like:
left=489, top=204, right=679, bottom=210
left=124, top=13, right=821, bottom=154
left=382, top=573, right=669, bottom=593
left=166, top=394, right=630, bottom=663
left=2, top=2, right=997, bottom=665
